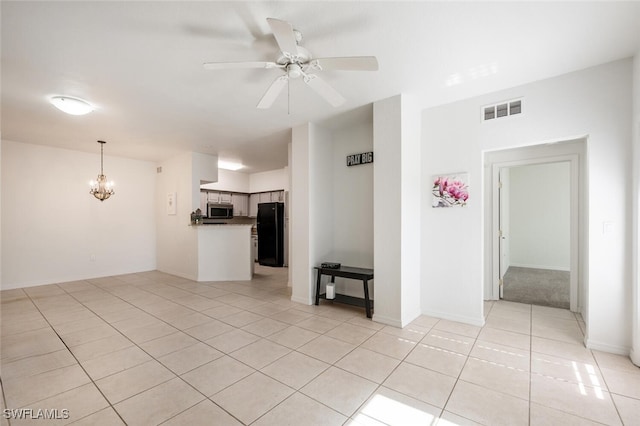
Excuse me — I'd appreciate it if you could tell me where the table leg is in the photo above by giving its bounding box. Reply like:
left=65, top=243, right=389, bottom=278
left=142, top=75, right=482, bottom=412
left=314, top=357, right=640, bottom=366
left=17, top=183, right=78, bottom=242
left=315, top=269, right=322, bottom=305
left=363, top=279, right=372, bottom=318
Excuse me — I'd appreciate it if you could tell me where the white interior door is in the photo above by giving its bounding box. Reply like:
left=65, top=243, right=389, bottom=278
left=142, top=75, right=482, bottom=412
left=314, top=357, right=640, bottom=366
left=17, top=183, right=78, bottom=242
left=498, top=168, right=510, bottom=298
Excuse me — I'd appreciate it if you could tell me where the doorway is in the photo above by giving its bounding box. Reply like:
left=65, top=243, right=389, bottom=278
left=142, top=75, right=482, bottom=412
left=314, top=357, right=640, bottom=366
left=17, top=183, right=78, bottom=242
left=484, top=138, right=586, bottom=314
left=499, top=162, right=571, bottom=309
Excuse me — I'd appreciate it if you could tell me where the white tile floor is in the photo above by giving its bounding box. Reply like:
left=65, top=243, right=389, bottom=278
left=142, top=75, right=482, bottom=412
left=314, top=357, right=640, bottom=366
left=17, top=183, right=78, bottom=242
left=1, top=266, right=639, bottom=425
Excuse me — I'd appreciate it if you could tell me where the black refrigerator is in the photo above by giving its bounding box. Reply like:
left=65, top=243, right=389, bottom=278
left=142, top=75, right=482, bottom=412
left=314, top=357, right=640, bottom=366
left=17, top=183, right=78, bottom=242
left=257, top=202, right=285, bottom=267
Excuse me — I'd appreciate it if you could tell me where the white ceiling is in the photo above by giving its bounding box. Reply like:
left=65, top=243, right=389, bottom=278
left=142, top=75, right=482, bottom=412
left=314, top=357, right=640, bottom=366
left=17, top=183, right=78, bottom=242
left=2, top=1, right=639, bottom=173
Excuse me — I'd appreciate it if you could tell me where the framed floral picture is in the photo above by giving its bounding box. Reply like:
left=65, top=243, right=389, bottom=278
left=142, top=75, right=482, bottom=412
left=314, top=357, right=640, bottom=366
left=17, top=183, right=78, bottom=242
left=432, top=173, right=469, bottom=208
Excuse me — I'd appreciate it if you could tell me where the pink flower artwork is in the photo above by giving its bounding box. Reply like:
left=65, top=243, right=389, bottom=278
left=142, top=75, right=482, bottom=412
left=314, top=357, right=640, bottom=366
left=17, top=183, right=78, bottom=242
left=432, top=173, right=469, bottom=207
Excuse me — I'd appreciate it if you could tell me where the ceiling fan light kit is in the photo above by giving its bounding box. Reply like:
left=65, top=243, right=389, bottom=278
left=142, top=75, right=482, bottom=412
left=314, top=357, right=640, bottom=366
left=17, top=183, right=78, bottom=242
left=203, top=18, right=378, bottom=110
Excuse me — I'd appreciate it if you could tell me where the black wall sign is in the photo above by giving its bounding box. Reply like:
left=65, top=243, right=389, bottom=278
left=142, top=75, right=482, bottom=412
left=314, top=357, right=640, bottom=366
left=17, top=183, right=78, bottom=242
left=346, top=152, right=374, bottom=167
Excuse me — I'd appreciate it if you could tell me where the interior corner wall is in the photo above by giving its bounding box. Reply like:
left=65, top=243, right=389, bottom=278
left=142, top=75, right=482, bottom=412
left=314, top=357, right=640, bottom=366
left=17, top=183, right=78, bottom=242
left=191, top=152, right=218, bottom=209
left=373, top=95, right=422, bottom=327
left=399, top=95, right=423, bottom=326
left=331, top=120, right=374, bottom=298
left=201, top=169, right=248, bottom=193
left=249, top=168, right=289, bottom=193
left=632, top=51, right=640, bottom=366
left=422, top=58, right=633, bottom=352
left=1, top=140, right=157, bottom=289
left=290, top=123, right=334, bottom=304
left=290, top=124, right=312, bottom=304
left=373, top=97, right=402, bottom=326
left=156, top=152, right=196, bottom=280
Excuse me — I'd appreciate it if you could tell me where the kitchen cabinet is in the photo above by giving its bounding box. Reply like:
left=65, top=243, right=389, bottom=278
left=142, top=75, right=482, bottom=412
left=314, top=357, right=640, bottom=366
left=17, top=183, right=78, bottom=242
left=248, top=190, right=285, bottom=217
left=232, top=193, right=249, bottom=217
left=200, top=192, right=208, bottom=214
left=219, top=192, right=232, bottom=203
left=206, top=191, right=233, bottom=204
left=249, top=193, right=259, bottom=217
left=259, top=192, right=272, bottom=203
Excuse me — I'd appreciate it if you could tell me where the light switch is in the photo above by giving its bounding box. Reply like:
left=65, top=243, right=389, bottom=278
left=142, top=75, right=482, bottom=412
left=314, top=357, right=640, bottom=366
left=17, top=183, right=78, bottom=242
left=603, top=221, right=614, bottom=235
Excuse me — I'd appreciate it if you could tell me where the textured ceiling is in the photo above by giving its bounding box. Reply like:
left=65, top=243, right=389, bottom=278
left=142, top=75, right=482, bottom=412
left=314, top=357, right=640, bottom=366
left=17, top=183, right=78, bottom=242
left=2, top=1, right=639, bottom=173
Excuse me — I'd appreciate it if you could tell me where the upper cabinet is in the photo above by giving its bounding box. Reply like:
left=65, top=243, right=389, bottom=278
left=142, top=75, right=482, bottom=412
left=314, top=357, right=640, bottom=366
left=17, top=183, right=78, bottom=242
left=200, top=192, right=208, bottom=214
left=249, top=193, right=259, bottom=218
left=206, top=191, right=232, bottom=204
left=249, top=190, right=285, bottom=217
left=232, top=193, right=249, bottom=217
left=204, top=189, right=285, bottom=218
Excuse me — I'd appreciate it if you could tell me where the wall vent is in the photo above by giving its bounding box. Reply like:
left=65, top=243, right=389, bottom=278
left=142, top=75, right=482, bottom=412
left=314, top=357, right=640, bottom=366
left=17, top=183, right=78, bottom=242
left=482, top=98, right=522, bottom=122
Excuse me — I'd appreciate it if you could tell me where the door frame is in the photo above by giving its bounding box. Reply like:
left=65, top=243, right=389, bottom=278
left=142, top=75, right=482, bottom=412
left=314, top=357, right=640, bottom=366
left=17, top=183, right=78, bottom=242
left=486, top=140, right=585, bottom=313
left=492, top=156, right=578, bottom=310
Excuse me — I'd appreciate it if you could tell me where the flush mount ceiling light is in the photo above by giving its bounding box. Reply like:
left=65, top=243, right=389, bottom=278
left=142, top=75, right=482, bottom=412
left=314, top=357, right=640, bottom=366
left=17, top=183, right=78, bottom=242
left=50, top=96, right=94, bottom=115
left=218, top=160, right=244, bottom=171
left=89, top=140, right=115, bottom=201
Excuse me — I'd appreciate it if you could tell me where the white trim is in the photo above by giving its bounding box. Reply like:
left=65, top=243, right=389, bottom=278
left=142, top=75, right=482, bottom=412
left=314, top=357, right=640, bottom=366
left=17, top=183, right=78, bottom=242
left=630, top=348, right=640, bottom=367
left=291, top=295, right=312, bottom=305
left=158, top=269, right=198, bottom=282
left=372, top=314, right=403, bottom=328
left=421, top=309, right=485, bottom=327
left=585, top=338, right=630, bottom=356
left=508, top=263, right=570, bottom=272
left=489, top=149, right=582, bottom=313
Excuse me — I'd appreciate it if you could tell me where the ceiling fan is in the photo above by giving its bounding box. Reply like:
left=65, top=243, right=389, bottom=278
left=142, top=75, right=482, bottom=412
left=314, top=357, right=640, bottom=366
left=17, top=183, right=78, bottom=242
left=203, top=18, right=378, bottom=109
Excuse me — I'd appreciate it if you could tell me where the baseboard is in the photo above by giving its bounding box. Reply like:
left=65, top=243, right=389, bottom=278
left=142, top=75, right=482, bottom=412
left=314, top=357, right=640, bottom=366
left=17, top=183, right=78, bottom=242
left=508, top=263, right=570, bottom=272
left=291, top=295, right=312, bottom=305
left=422, top=308, right=486, bottom=327
left=158, top=268, right=198, bottom=282
left=584, top=338, right=630, bottom=356
left=630, top=348, right=640, bottom=367
left=372, top=313, right=403, bottom=328
left=1, top=266, right=157, bottom=290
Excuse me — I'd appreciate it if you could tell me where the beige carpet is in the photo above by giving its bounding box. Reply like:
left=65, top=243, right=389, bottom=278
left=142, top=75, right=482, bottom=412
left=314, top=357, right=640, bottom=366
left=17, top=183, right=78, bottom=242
left=502, top=266, right=570, bottom=309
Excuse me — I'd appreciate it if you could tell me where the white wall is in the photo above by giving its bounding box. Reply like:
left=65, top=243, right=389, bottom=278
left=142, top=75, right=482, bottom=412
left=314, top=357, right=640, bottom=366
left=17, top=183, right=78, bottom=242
left=509, top=162, right=570, bottom=270
left=373, top=95, right=422, bottom=327
left=331, top=120, right=374, bottom=297
left=249, top=168, right=288, bottom=193
left=290, top=124, right=313, bottom=304
left=156, top=152, right=217, bottom=280
left=632, top=51, right=640, bottom=366
left=201, top=169, right=249, bottom=193
left=422, top=59, right=633, bottom=353
left=1, top=140, right=157, bottom=289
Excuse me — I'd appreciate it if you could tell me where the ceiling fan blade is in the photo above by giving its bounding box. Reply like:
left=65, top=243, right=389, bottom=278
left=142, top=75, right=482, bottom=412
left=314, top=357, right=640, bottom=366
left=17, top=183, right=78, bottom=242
left=266, top=18, right=300, bottom=57
left=310, top=56, right=379, bottom=71
left=203, top=61, right=281, bottom=70
left=303, top=74, right=345, bottom=107
left=257, top=75, right=288, bottom=109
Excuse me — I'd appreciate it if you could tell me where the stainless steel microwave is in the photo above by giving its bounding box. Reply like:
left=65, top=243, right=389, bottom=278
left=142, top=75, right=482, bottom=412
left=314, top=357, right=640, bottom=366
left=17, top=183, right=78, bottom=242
left=207, top=203, right=233, bottom=219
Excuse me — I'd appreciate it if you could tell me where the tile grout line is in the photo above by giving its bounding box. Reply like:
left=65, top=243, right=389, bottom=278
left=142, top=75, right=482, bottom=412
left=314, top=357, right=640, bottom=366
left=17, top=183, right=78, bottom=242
left=0, top=375, right=11, bottom=426
left=19, top=289, right=129, bottom=426
left=590, top=345, right=626, bottom=425
left=529, top=304, right=533, bottom=426
left=59, top=279, right=251, bottom=425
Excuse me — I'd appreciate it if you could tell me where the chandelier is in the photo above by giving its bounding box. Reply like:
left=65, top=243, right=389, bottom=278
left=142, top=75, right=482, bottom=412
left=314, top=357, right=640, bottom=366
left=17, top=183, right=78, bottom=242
left=89, top=140, right=115, bottom=201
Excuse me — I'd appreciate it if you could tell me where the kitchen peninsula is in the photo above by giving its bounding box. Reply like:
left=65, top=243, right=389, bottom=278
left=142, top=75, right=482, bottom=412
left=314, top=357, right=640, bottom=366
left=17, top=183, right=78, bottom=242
left=193, top=223, right=253, bottom=281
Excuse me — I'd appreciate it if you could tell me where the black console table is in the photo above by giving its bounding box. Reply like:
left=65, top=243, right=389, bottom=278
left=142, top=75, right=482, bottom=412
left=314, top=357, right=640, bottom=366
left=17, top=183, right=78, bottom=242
left=314, top=265, right=374, bottom=318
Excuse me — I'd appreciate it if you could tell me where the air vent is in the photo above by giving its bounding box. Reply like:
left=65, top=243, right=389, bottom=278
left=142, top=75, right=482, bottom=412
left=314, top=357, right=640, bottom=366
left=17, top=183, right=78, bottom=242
left=482, top=98, right=522, bottom=122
